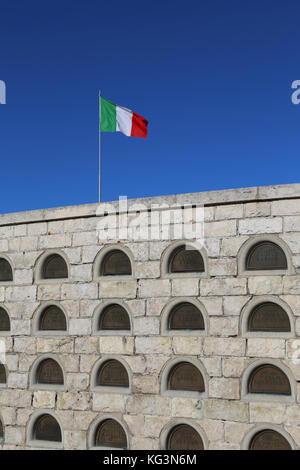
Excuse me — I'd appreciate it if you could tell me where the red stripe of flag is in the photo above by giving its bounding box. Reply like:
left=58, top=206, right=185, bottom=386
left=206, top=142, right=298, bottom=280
left=131, top=112, right=148, bottom=138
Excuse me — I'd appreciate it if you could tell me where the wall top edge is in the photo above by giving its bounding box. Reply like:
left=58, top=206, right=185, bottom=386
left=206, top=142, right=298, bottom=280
left=0, top=182, right=299, bottom=226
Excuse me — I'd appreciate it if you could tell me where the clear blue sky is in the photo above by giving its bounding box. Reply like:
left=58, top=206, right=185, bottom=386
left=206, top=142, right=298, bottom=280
left=0, top=0, right=299, bottom=214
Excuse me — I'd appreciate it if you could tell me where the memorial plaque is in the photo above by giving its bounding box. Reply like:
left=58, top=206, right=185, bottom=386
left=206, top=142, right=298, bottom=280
left=248, top=365, right=291, bottom=395
left=37, top=359, right=64, bottom=385
left=167, top=424, right=204, bottom=450
left=0, top=258, right=13, bottom=282
left=96, top=419, right=127, bottom=448
left=169, top=302, right=204, bottom=330
left=43, top=254, right=68, bottom=279
left=168, top=362, right=205, bottom=392
left=97, top=359, right=129, bottom=387
left=250, top=430, right=291, bottom=450
left=248, top=302, right=290, bottom=332
left=101, top=250, right=132, bottom=276
left=0, top=420, right=3, bottom=438
left=34, top=414, right=62, bottom=442
left=169, top=246, right=204, bottom=273
left=0, top=307, right=10, bottom=331
left=39, top=305, right=67, bottom=331
left=0, top=364, right=6, bottom=384
left=246, top=242, right=287, bottom=270
left=99, top=304, right=130, bottom=330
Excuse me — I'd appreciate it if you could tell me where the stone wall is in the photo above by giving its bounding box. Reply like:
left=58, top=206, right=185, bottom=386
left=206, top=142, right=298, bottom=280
left=0, top=183, right=300, bottom=450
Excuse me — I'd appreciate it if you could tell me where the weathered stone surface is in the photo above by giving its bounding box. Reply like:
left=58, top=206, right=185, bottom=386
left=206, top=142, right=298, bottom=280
left=247, top=338, right=285, bottom=358
left=204, top=338, right=246, bottom=356
left=172, top=336, right=203, bottom=355
left=33, top=391, right=56, bottom=408
left=204, top=399, right=248, bottom=422
left=209, top=378, right=240, bottom=399
left=99, top=336, right=134, bottom=354
left=200, top=278, right=247, bottom=296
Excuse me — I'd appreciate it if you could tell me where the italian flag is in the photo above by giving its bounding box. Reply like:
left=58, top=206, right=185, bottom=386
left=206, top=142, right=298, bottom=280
left=100, top=97, right=148, bottom=138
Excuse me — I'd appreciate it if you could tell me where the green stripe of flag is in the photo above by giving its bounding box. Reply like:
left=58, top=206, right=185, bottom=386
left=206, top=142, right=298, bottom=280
left=100, top=97, right=117, bottom=132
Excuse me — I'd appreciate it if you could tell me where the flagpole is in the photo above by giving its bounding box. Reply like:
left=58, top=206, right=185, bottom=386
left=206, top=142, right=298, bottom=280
left=99, top=90, right=101, bottom=203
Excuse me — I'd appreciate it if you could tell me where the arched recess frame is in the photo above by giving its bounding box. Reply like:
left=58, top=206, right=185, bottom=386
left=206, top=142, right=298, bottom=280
left=34, top=249, right=70, bottom=284
left=240, top=296, right=295, bottom=339
left=88, top=414, right=130, bottom=450
left=0, top=362, right=7, bottom=389
left=0, top=254, right=14, bottom=285
left=0, top=305, right=11, bottom=337
left=238, top=235, right=294, bottom=276
left=161, top=240, right=208, bottom=279
left=241, top=423, right=295, bottom=450
left=26, top=409, right=63, bottom=449
left=93, top=244, right=135, bottom=280
left=91, top=356, right=132, bottom=394
left=161, top=297, right=209, bottom=337
left=32, top=301, right=69, bottom=337
left=0, top=414, right=4, bottom=443
left=160, top=357, right=208, bottom=399
left=159, top=419, right=208, bottom=451
left=241, top=359, right=296, bottom=404
left=29, top=354, right=66, bottom=392
left=92, top=300, right=133, bottom=336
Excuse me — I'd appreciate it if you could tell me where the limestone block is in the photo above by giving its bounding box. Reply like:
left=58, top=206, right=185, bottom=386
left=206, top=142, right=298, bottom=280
left=126, top=395, right=171, bottom=416
left=133, top=317, right=160, bottom=335
left=125, top=242, right=149, bottom=261
left=72, top=231, right=98, bottom=246
left=61, top=300, right=80, bottom=318
left=143, top=416, right=168, bottom=438
left=64, top=430, right=86, bottom=449
left=66, top=373, right=89, bottom=391
left=14, top=337, right=36, bottom=354
left=200, top=278, right=247, bottom=296
left=74, top=337, right=99, bottom=354
left=146, top=298, right=169, bottom=316
left=79, top=299, right=99, bottom=317
left=14, top=269, right=33, bottom=285
left=136, top=261, right=160, bottom=279
left=203, top=399, right=248, bottom=422
left=223, top=296, right=250, bottom=316
left=285, top=405, right=300, bottom=426
left=131, top=437, right=158, bottom=450
left=138, top=279, right=170, bottom=298
left=4, top=426, right=25, bottom=445
left=283, top=276, right=300, bottom=295
left=33, top=391, right=56, bottom=408
left=36, top=337, right=74, bottom=354
left=63, top=247, right=82, bottom=264
left=197, top=419, right=224, bottom=442
left=171, top=278, right=199, bottom=296
left=124, top=355, right=146, bottom=374
left=249, top=402, right=286, bottom=424
left=132, top=375, right=159, bottom=394
left=204, top=220, right=237, bottom=237
left=209, top=378, right=240, bottom=399
left=145, top=355, right=172, bottom=374
left=271, top=199, right=300, bottom=216
left=10, top=319, right=31, bottom=336
left=57, top=392, right=90, bottom=410
left=61, top=283, right=98, bottom=300
left=99, top=280, right=136, bottom=298
left=59, top=355, right=79, bottom=373
left=247, top=338, right=285, bottom=358
left=224, top=421, right=252, bottom=444
left=0, top=390, right=32, bottom=408
left=244, top=202, right=271, bottom=218
left=171, top=397, right=203, bottom=419
left=204, top=238, right=221, bottom=257
left=281, top=233, right=300, bottom=254
left=199, top=296, right=223, bottom=316
left=285, top=216, right=300, bottom=232
left=99, top=336, right=134, bottom=354
left=5, top=354, right=19, bottom=371
left=73, top=411, right=97, bottom=431
left=201, top=357, right=222, bottom=377
left=223, top=357, right=250, bottom=378
left=126, top=299, right=146, bottom=317
left=27, top=222, right=47, bottom=235
left=209, top=258, right=237, bottom=276
left=248, top=276, right=283, bottom=295
left=7, top=373, right=28, bottom=389
left=135, top=337, right=172, bottom=354
left=37, top=284, right=61, bottom=300
left=239, top=217, right=282, bottom=234
left=0, top=407, right=16, bottom=425
left=5, top=286, right=37, bottom=302
left=204, top=337, right=246, bottom=356
left=79, top=354, right=98, bottom=373
left=149, top=241, right=169, bottom=260
left=81, top=245, right=101, bottom=263
left=69, top=318, right=92, bottom=336
left=220, top=236, right=248, bottom=257
left=172, top=336, right=203, bottom=355
left=209, top=317, right=239, bottom=337
left=92, top=393, right=125, bottom=412
left=39, top=233, right=72, bottom=249
left=0, top=240, right=8, bottom=251
left=215, top=204, right=243, bottom=220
